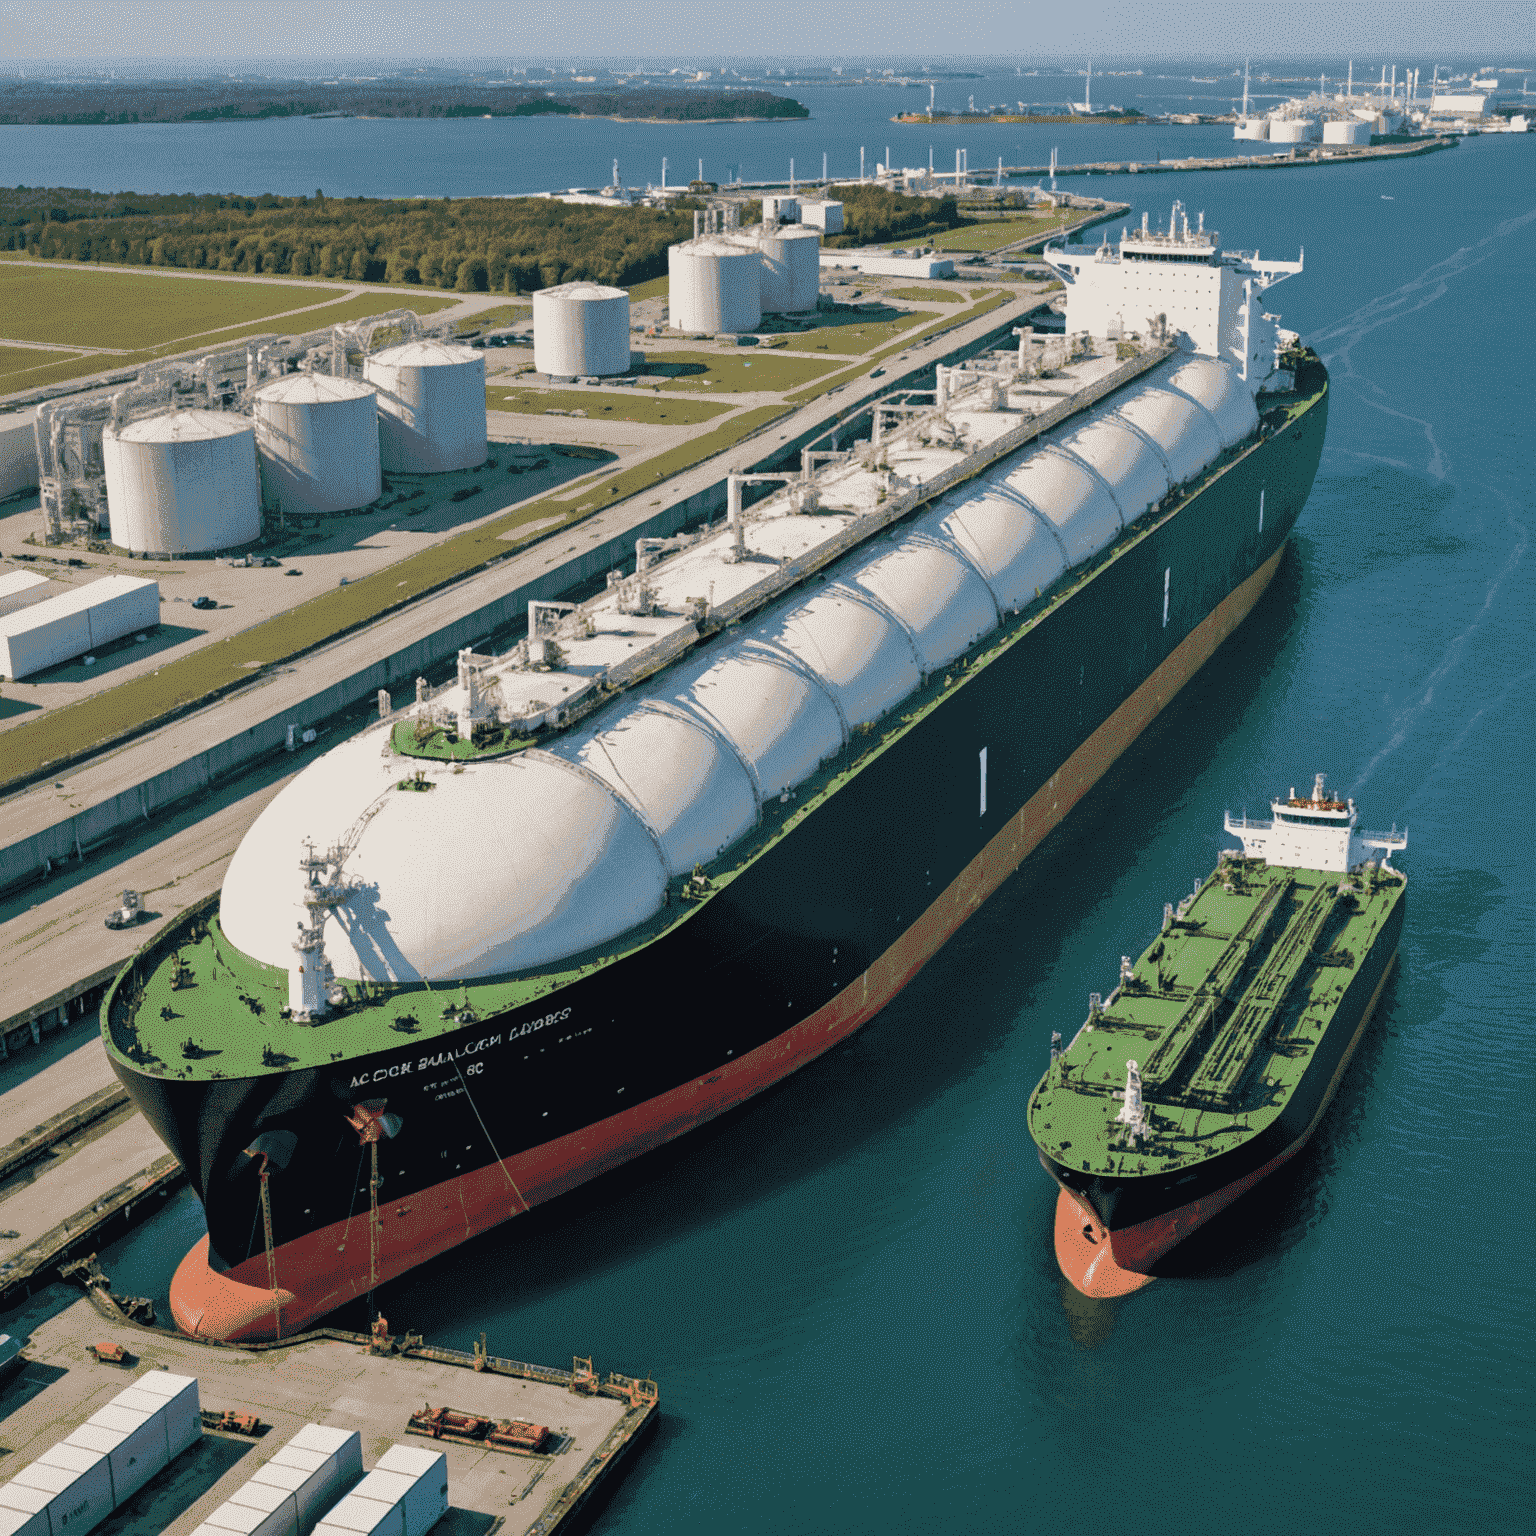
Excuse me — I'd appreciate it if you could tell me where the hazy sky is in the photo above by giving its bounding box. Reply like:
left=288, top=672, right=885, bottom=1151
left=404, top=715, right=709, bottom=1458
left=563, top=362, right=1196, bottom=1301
left=0, top=0, right=1530, bottom=63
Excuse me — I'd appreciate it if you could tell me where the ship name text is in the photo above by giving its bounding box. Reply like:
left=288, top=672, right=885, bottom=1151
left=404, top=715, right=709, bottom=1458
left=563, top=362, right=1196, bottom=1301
left=346, top=1008, right=574, bottom=1087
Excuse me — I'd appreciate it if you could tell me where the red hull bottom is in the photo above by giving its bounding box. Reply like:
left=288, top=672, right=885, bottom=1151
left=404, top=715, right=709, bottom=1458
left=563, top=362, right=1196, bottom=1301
left=1052, top=950, right=1398, bottom=1299
left=173, top=547, right=1288, bottom=1343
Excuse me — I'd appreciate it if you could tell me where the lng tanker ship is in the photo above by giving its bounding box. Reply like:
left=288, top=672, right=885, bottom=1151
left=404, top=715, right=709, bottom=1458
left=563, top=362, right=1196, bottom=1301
left=1031, top=776, right=1407, bottom=1296
left=104, top=206, right=1329, bottom=1341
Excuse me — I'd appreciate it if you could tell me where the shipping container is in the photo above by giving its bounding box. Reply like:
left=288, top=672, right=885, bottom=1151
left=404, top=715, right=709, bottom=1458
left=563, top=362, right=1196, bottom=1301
left=80, top=1401, right=168, bottom=1502
left=0, top=572, right=52, bottom=620
left=200, top=1494, right=294, bottom=1536
left=0, top=1484, right=52, bottom=1534
left=0, top=1505, right=48, bottom=1536
left=370, top=1450, right=447, bottom=1536
left=312, top=1492, right=403, bottom=1536
left=32, top=1443, right=116, bottom=1533
left=257, top=1425, right=360, bottom=1535
left=123, top=1371, right=201, bottom=1456
left=226, top=1475, right=301, bottom=1535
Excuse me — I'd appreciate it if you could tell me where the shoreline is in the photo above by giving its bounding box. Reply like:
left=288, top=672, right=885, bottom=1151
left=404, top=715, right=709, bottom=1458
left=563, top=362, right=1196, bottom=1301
left=5, top=111, right=808, bottom=129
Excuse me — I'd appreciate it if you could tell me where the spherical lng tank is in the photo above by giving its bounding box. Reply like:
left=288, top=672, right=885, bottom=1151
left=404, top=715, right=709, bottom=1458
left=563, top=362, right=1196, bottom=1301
left=364, top=340, right=487, bottom=473
left=252, top=372, right=381, bottom=515
left=103, top=410, right=259, bottom=555
left=759, top=226, right=822, bottom=313
left=533, top=282, right=632, bottom=377
left=668, top=239, right=762, bottom=333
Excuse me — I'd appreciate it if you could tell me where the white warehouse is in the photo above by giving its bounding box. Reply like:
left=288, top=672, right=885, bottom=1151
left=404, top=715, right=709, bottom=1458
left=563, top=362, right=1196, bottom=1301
left=533, top=282, right=632, bottom=377
left=0, top=574, right=160, bottom=680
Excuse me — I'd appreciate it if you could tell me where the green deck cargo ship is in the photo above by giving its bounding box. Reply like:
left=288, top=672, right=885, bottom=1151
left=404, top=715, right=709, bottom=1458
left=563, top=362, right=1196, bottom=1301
left=1030, top=774, right=1407, bottom=1296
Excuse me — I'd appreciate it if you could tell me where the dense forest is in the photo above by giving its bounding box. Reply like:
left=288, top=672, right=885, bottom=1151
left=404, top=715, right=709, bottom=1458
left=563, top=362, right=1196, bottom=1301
left=0, top=185, right=969, bottom=292
left=0, top=79, right=808, bottom=126
left=823, top=187, right=964, bottom=248
left=0, top=188, right=703, bottom=291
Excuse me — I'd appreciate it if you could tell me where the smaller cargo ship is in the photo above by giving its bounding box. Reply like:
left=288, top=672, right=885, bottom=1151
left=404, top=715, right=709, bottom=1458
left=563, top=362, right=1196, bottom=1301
left=1029, top=774, right=1406, bottom=1296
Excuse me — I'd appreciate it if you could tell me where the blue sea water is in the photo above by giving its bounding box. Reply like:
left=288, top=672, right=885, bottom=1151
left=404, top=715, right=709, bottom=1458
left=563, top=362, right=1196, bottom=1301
left=36, top=85, right=1536, bottom=1536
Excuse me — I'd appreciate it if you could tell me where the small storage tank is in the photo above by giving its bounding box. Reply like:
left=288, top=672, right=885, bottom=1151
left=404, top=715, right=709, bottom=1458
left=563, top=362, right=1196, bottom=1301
left=103, top=410, right=259, bottom=555
left=1322, top=119, right=1371, bottom=145
left=1233, top=118, right=1270, bottom=140
left=668, top=239, right=762, bottom=333
left=533, top=282, right=632, bottom=377
left=1269, top=118, right=1318, bottom=143
left=762, top=195, right=800, bottom=224
left=253, top=372, right=381, bottom=514
left=364, top=340, right=487, bottom=474
left=759, top=226, right=822, bottom=313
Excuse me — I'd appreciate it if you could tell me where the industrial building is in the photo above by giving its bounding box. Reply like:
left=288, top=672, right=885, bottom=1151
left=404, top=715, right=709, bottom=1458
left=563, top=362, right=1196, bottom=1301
left=532, top=282, right=632, bottom=377
left=818, top=250, right=956, bottom=279
left=759, top=225, right=822, bottom=314
left=0, top=574, right=160, bottom=680
left=253, top=371, right=382, bottom=516
left=796, top=199, right=845, bottom=234
left=365, top=339, right=488, bottom=474
left=0, top=569, right=53, bottom=619
left=0, top=408, right=38, bottom=502
left=104, top=410, right=261, bottom=555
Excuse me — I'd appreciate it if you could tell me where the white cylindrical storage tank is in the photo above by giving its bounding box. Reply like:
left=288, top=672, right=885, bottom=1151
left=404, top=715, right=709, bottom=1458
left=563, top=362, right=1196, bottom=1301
left=253, top=372, right=381, bottom=514
left=1233, top=118, right=1270, bottom=140
left=103, top=410, right=259, bottom=555
left=759, top=227, right=821, bottom=313
left=1269, top=118, right=1318, bottom=143
left=532, top=282, right=632, bottom=377
left=1322, top=119, right=1371, bottom=145
left=668, top=239, right=762, bottom=334
left=762, top=195, right=800, bottom=224
left=364, top=340, right=487, bottom=474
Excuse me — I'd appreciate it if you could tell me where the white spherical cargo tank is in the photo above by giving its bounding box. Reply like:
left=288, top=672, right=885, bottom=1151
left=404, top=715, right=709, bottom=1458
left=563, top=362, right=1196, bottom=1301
left=1054, top=409, right=1171, bottom=523
left=253, top=372, right=381, bottom=515
left=364, top=340, right=487, bottom=473
left=218, top=358, right=1253, bottom=985
left=1106, top=372, right=1225, bottom=485
left=532, top=282, right=632, bottom=377
left=668, top=239, right=762, bottom=334
left=1161, top=356, right=1259, bottom=448
left=759, top=227, right=821, bottom=313
left=103, top=410, right=260, bottom=555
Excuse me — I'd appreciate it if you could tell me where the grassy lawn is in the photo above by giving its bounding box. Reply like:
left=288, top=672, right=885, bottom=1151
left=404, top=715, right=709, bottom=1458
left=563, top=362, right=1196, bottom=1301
left=0, top=343, right=83, bottom=383
left=923, top=216, right=1066, bottom=253
left=0, top=265, right=351, bottom=349
left=488, top=385, right=729, bottom=424
left=0, top=404, right=788, bottom=789
left=627, top=275, right=670, bottom=302
left=790, top=310, right=932, bottom=356
left=784, top=290, right=1012, bottom=404
left=650, top=350, right=840, bottom=393
left=886, top=285, right=965, bottom=303
left=454, top=303, right=530, bottom=334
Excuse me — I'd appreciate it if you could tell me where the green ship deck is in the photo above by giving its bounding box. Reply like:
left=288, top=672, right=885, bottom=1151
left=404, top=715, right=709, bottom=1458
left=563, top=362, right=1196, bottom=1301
left=1029, top=855, right=1406, bottom=1180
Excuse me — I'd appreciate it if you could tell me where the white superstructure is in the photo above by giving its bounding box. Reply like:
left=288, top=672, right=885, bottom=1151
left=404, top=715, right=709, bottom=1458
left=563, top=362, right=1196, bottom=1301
left=103, top=409, right=260, bottom=554
left=365, top=340, right=487, bottom=474
left=222, top=329, right=1276, bottom=993
left=798, top=199, right=845, bottom=234
left=1224, top=774, right=1407, bottom=874
left=253, top=371, right=381, bottom=515
left=533, top=282, right=632, bottom=377
left=1043, top=202, right=1303, bottom=390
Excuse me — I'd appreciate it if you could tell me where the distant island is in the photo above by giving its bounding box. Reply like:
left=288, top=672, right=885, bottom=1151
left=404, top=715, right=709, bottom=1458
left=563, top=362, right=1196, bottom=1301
left=0, top=79, right=809, bottom=126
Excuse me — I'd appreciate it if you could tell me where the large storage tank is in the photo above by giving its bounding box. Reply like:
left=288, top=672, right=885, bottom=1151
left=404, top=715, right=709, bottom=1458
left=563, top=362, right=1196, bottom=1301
left=103, top=410, right=259, bottom=555
left=253, top=372, right=381, bottom=515
left=759, top=226, right=822, bottom=313
left=1268, top=118, right=1318, bottom=143
left=668, top=239, right=762, bottom=333
left=364, top=341, right=487, bottom=474
left=532, top=283, right=632, bottom=377
left=1322, top=119, right=1371, bottom=145
left=1233, top=118, right=1270, bottom=140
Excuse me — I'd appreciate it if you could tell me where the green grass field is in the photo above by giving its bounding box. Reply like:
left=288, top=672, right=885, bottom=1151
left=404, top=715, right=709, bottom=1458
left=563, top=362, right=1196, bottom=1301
left=487, top=385, right=730, bottom=424
left=651, top=350, right=840, bottom=393
left=454, top=303, right=530, bottom=334
left=627, top=275, right=670, bottom=303
left=789, top=310, right=932, bottom=356
left=0, top=344, right=83, bottom=384
left=923, top=216, right=1065, bottom=253
left=886, top=285, right=965, bottom=303
left=0, top=265, right=352, bottom=349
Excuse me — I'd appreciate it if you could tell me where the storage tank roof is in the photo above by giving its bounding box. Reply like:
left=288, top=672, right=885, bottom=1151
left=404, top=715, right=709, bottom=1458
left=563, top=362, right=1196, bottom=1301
left=254, top=372, right=376, bottom=404
left=113, top=409, right=253, bottom=444
left=676, top=238, right=760, bottom=258
left=536, top=282, right=628, bottom=301
left=368, top=339, right=481, bottom=368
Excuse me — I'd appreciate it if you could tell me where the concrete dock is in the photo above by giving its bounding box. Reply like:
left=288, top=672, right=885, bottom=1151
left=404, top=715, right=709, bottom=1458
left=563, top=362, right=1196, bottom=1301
left=0, top=1287, right=656, bottom=1536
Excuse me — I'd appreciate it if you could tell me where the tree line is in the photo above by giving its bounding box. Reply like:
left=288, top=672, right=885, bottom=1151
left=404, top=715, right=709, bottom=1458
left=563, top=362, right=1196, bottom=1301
left=823, top=187, right=965, bottom=248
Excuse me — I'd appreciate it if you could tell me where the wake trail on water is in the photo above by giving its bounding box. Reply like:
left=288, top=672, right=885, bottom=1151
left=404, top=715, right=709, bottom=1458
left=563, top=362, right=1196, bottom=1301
left=1312, top=205, right=1536, bottom=482
left=1349, top=504, right=1530, bottom=799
